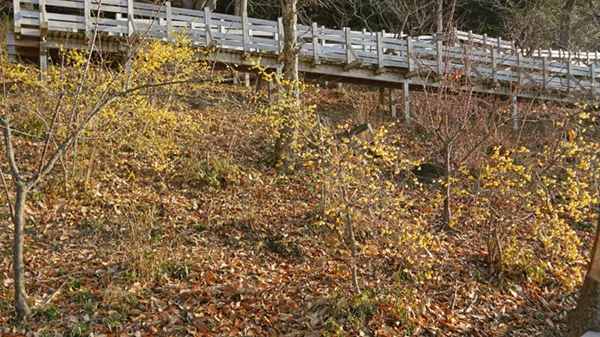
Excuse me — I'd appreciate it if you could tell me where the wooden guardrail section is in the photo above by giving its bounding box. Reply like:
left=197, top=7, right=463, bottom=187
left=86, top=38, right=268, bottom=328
left=7, top=0, right=600, bottom=103
left=453, top=30, right=600, bottom=63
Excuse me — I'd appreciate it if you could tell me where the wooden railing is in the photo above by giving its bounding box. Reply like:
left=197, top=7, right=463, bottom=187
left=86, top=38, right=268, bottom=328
left=9, top=0, right=600, bottom=99
left=453, top=29, right=600, bottom=63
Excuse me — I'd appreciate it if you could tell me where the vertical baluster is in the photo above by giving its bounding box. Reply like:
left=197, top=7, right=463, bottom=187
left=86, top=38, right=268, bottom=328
left=127, top=0, right=134, bottom=36
left=406, top=36, right=412, bottom=72
left=166, top=1, right=172, bottom=41
left=344, top=27, right=351, bottom=64
left=568, top=56, right=573, bottom=93
left=84, top=0, right=91, bottom=36
left=362, top=28, right=367, bottom=52
left=204, top=8, right=213, bottom=47
left=13, top=0, right=21, bottom=35
left=242, top=11, right=250, bottom=52
left=376, top=31, right=383, bottom=73
left=39, top=0, right=47, bottom=37
left=277, top=17, right=284, bottom=55
left=312, top=22, right=319, bottom=65
left=491, top=48, right=498, bottom=84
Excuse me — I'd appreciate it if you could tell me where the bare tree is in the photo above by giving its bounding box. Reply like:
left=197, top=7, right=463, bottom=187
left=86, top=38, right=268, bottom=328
left=273, top=0, right=299, bottom=168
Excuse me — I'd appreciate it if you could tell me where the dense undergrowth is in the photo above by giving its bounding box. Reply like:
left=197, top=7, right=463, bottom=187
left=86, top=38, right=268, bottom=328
left=0, top=36, right=599, bottom=336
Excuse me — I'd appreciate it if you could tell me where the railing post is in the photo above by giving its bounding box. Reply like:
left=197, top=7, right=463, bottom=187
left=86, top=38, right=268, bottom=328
left=344, top=27, right=352, bottom=64
left=242, top=11, right=250, bottom=52
left=568, top=58, right=573, bottom=93
left=483, top=33, right=487, bottom=47
left=127, top=0, right=134, bottom=37
left=542, top=56, right=548, bottom=90
left=491, top=48, right=498, bottom=84
left=39, top=0, right=47, bottom=37
left=204, top=8, right=213, bottom=47
left=376, top=31, right=383, bottom=73
left=362, top=28, right=367, bottom=52
left=166, top=1, right=173, bottom=41
left=312, top=22, right=319, bottom=65
left=277, top=17, right=284, bottom=55
left=13, top=0, right=21, bottom=36
left=497, top=36, right=501, bottom=49
left=406, top=36, right=412, bottom=72
left=83, top=0, right=91, bottom=36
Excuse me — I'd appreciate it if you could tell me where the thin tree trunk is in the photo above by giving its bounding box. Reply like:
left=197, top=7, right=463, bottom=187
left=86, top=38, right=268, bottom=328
left=341, top=184, right=361, bottom=294
left=442, top=142, right=452, bottom=229
left=234, top=0, right=240, bottom=15
left=273, top=0, right=298, bottom=168
left=560, top=0, right=577, bottom=48
left=436, top=0, right=443, bottom=36
left=13, top=184, right=31, bottom=319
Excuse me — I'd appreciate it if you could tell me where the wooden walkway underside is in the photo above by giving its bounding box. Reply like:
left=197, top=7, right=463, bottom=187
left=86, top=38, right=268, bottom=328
left=7, top=0, right=600, bottom=103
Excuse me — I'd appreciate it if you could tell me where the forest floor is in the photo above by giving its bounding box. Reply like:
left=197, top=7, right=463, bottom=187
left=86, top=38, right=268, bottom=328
left=0, top=83, right=592, bottom=337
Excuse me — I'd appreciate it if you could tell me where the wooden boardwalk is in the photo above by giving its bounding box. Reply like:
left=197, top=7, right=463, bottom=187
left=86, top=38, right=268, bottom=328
left=7, top=0, right=600, bottom=109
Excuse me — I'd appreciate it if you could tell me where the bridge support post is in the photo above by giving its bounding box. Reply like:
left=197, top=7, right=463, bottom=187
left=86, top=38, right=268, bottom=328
left=389, top=88, right=396, bottom=119
left=268, top=79, right=275, bottom=103
left=378, top=87, right=385, bottom=119
left=403, top=82, right=410, bottom=124
left=39, top=41, right=48, bottom=81
left=511, top=95, right=518, bottom=131
left=244, top=73, right=250, bottom=88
